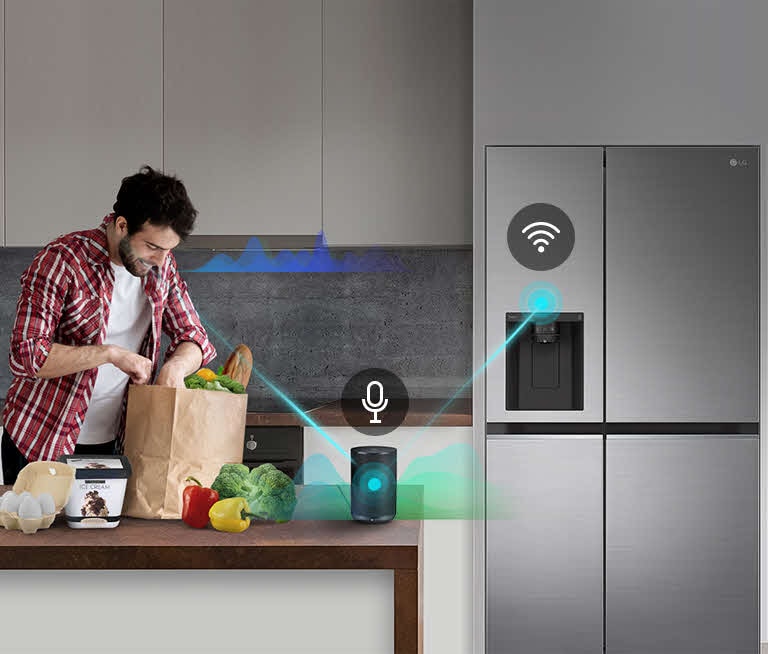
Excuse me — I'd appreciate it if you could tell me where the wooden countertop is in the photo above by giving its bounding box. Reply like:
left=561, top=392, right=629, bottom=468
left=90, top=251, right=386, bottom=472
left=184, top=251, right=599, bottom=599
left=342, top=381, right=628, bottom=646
left=0, top=485, right=422, bottom=570
left=246, top=397, right=472, bottom=427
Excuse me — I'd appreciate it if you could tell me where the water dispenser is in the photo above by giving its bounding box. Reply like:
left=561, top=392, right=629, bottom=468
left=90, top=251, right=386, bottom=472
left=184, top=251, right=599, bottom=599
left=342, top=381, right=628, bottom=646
left=505, top=312, right=584, bottom=411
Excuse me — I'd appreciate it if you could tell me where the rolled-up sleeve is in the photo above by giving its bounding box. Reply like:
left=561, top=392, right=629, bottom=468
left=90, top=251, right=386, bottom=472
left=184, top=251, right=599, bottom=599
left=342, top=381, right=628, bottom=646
left=9, top=247, right=70, bottom=378
left=161, top=257, right=216, bottom=366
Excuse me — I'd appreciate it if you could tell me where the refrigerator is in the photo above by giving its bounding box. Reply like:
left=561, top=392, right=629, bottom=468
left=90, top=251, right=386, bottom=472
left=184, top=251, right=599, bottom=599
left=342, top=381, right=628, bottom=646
left=484, top=146, right=760, bottom=654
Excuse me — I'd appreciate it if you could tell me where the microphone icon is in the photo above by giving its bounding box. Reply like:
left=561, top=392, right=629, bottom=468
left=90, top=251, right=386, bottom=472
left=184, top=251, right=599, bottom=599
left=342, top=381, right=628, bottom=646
left=361, top=380, right=388, bottom=424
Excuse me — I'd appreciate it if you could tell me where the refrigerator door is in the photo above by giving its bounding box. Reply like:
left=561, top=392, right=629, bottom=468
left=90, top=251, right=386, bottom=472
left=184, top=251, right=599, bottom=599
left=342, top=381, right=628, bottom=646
left=486, top=436, right=603, bottom=653
left=486, top=146, right=603, bottom=422
left=605, top=146, right=759, bottom=422
left=606, top=435, right=759, bottom=654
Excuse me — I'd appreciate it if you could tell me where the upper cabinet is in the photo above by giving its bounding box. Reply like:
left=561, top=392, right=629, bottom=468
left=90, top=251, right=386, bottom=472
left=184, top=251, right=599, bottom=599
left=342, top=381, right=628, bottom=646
left=2, top=0, right=471, bottom=247
left=323, top=0, right=473, bottom=246
left=4, top=0, right=162, bottom=247
left=164, top=0, right=322, bottom=237
left=0, top=6, right=4, bottom=248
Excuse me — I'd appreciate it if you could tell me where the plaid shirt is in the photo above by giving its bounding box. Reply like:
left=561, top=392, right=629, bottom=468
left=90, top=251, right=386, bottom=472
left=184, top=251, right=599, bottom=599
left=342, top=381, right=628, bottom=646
left=2, top=214, right=216, bottom=462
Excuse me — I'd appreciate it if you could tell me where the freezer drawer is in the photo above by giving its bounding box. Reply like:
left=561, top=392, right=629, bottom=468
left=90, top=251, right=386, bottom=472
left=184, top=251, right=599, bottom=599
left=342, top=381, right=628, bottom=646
left=605, top=146, right=759, bottom=422
left=486, top=436, right=603, bottom=654
left=606, top=435, right=758, bottom=654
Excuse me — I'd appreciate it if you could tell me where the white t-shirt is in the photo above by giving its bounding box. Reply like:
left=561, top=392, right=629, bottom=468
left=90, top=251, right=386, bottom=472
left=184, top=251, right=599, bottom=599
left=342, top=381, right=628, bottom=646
left=77, top=263, right=152, bottom=445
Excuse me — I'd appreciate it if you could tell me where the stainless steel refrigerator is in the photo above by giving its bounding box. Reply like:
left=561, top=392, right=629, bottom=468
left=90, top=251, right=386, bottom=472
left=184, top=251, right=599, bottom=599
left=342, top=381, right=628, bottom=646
left=484, top=146, right=760, bottom=654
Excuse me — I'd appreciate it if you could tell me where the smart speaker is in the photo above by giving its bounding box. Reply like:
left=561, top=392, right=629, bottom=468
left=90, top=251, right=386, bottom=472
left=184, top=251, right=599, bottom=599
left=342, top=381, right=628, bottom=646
left=351, top=446, right=397, bottom=523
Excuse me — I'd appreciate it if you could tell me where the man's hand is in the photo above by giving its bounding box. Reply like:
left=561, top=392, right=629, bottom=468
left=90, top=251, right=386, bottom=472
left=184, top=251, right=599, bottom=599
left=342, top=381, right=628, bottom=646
left=154, top=360, right=188, bottom=388
left=109, top=346, right=152, bottom=385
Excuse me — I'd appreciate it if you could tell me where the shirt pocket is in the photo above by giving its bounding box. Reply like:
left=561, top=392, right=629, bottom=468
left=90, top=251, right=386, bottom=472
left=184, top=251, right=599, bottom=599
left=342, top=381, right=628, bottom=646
left=59, top=290, right=103, bottom=342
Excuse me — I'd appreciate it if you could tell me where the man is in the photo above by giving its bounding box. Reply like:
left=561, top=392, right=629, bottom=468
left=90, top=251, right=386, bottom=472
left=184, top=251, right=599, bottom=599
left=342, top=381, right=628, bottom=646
left=1, top=165, right=216, bottom=485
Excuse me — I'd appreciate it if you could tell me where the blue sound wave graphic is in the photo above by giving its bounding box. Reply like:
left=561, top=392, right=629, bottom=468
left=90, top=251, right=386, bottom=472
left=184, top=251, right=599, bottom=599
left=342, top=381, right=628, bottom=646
left=184, top=232, right=407, bottom=273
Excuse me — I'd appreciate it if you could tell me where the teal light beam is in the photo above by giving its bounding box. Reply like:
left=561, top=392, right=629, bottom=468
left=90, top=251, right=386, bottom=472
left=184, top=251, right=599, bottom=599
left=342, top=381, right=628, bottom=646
left=401, top=311, right=538, bottom=454
left=197, top=314, right=351, bottom=462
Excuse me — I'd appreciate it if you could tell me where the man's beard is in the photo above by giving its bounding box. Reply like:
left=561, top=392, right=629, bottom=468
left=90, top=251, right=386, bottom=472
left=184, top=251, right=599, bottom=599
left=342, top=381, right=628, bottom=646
left=118, top=236, right=152, bottom=277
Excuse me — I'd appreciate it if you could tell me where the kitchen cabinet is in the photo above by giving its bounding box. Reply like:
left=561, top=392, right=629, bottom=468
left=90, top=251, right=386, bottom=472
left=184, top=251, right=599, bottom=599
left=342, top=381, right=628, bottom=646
left=606, top=435, right=759, bottom=654
left=4, top=0, right=162, bottom=247
left=323, top=0, right=472, bottom=246
left=164, top=0, right=322, bottom=238
left=303, top=425, right=473, bottom=654
left=486, top=436, right=603, bottom=654
left=0, top=569, right=394, bottom=653
left=0, top=6, right=3, bottom=247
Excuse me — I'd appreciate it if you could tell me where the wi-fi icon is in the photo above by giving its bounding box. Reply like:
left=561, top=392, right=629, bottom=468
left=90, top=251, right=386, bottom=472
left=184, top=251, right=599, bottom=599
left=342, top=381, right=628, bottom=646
left=508, top=203, right=574, bottom=271
left=522, top=221, right=561, bottom=253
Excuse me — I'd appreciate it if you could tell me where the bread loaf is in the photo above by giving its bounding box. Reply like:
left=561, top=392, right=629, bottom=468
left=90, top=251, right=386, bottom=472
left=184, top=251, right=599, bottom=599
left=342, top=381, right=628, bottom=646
left=222, top=344, right=253, bottom=387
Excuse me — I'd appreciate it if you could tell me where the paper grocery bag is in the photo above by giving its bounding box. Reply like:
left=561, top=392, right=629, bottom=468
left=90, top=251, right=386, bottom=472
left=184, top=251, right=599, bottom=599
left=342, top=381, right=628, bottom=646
left=122, top=385, right=247, bottom=519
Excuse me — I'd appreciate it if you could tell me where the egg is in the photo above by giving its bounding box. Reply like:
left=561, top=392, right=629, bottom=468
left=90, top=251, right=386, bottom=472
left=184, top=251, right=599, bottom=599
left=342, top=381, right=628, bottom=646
left=37, top=493, right=56, bottom=515
left=1, top=491, right=21, bottom=514
left=18, top=495, right=43, bottom=519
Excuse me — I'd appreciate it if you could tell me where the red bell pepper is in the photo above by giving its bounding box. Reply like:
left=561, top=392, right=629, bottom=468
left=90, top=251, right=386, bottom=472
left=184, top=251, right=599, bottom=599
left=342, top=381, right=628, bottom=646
left=182, top=476, right=219, bottom=528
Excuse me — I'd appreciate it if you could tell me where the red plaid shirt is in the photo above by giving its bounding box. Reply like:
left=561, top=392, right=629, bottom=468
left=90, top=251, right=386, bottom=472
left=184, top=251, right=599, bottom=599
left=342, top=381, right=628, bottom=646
left=2, top=215, right=216, bottom=462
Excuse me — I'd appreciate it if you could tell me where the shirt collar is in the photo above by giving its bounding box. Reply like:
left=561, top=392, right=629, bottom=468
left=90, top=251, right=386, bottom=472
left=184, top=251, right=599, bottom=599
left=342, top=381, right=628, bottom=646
left=90, top=214, right=114, bottom=268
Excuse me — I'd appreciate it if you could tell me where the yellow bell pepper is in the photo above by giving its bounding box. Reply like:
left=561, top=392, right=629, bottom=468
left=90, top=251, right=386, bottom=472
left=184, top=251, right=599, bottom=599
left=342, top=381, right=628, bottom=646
left=208, top=497, right=255, bottom=533
left=194, top=368, right=218, bottom=382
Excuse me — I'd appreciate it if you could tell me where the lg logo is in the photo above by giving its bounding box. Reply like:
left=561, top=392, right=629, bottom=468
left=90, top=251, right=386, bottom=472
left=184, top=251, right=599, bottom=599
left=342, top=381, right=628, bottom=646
left=729, top=157, right=749, bottom=167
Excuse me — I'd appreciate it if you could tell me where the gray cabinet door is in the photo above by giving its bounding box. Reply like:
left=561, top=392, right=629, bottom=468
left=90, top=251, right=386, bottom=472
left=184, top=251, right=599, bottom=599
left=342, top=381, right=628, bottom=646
left=5, top=0, right=162, bottom=246
left=605, top=146, right=759, bottom=422
left=164, top=0, right=321, bottom=237
left=606, top=436, right=759, bottom=654
left=323, top=0, right=472, bottom=246
left=486, top=437, right=603, bottom=654
left=0, top=5, right=3, bottom=246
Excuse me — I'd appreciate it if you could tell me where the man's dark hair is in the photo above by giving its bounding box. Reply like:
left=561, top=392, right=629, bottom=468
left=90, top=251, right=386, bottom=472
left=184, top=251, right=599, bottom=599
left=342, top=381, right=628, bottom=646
left=113, top=165, right=198, bottom=240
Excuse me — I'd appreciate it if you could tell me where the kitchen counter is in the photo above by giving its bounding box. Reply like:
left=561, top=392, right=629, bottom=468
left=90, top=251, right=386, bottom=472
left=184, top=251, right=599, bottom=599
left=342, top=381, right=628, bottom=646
left=0, top=486, right=421, bottom=570
left=0, top=484, right=423, bottom=653
left=246, top=397, right=472, bottom=427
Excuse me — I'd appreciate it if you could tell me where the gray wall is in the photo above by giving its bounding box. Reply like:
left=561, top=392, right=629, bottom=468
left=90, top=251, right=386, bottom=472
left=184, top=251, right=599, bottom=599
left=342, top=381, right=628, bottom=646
left=0, top=247, right=472, bottom=411
left=473, top=0, right=768, bottom=641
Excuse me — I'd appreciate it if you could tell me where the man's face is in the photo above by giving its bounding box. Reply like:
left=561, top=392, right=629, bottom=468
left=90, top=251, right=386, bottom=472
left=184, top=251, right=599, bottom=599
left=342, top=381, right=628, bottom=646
left=118, top=221, right=181, bottom=277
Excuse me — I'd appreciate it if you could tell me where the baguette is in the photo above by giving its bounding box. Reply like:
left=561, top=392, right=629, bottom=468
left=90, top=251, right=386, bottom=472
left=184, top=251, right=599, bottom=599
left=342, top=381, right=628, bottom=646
left=222, top=344, right=253, bottom=388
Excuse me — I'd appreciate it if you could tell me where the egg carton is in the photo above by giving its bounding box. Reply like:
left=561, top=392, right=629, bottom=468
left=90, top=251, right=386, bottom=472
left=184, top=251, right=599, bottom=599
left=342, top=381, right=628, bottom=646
left=0, top=510, right=57, bottom=534
left=0, top=461, right=75, bottom=534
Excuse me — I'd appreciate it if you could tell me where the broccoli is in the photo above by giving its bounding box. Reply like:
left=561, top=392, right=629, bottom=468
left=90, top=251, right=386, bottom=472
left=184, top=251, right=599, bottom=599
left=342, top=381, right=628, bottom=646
left=210, top=462, right=297, bottom=523
left=247, top=467, right=298, bottom=523
left=210, top=463, right=253, bottom=499
left=250, top=462, right=277, bottom=485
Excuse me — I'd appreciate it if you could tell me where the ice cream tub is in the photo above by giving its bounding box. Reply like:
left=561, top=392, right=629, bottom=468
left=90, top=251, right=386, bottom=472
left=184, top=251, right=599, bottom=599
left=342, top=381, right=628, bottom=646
left=57, top=455, right=132, bottom=529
